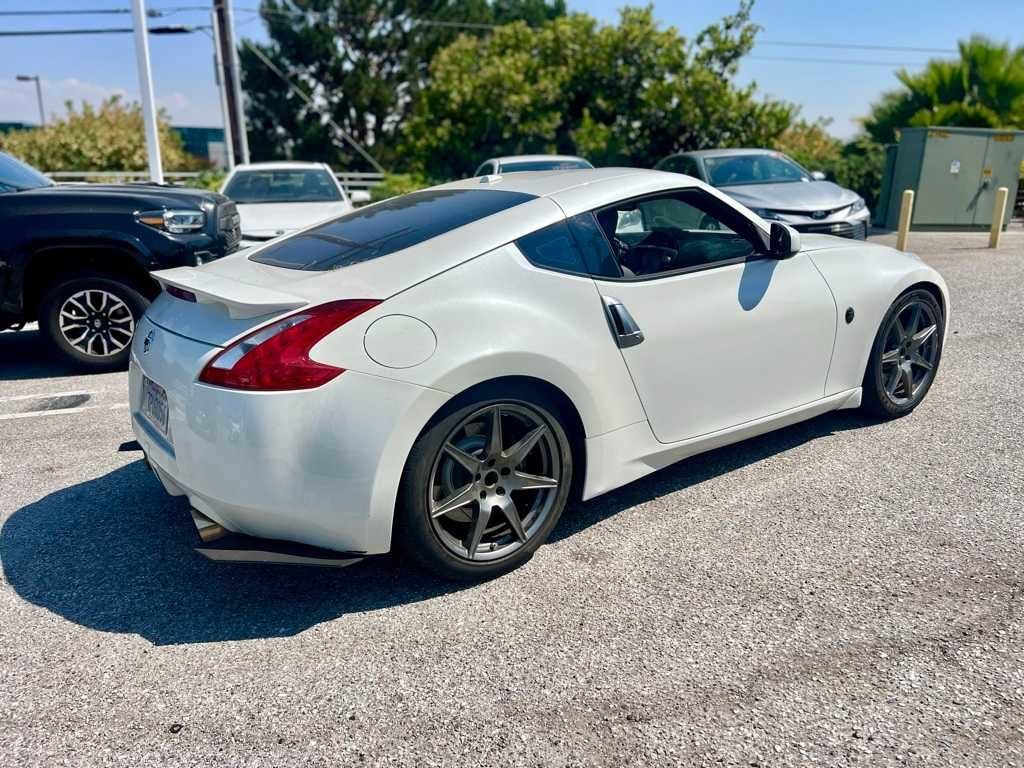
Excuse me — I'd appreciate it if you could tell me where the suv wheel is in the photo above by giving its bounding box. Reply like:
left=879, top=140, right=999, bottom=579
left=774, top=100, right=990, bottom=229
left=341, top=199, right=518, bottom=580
left=40, top=272, right=149, bottom=371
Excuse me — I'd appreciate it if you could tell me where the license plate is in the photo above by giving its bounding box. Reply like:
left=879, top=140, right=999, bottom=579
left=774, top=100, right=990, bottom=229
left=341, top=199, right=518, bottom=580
left=141, top=376, right=170, bottom=439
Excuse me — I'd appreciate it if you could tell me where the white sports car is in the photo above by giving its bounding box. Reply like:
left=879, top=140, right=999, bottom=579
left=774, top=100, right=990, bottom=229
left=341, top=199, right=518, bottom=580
left=130, top=169, right=948, bottom=580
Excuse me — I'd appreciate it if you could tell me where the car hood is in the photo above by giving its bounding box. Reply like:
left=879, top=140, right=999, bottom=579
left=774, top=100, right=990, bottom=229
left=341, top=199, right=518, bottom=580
left=720, top=181, right=858, bottom=213
left=21, top=182, right=227, bottom=209
left=235, top=201, right=352, bottom=237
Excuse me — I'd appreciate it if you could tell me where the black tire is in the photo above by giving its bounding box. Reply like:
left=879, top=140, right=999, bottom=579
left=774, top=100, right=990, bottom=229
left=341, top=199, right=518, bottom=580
left=39, top=272, right=149, bottom=372
left=395, top=387, right=574, bottom=581
left=861, top=288, right=944, bottom=419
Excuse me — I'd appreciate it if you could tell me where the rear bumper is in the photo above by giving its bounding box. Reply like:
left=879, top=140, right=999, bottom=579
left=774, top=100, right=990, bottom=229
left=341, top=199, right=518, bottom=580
left=129, top=317, right=450, bottom=555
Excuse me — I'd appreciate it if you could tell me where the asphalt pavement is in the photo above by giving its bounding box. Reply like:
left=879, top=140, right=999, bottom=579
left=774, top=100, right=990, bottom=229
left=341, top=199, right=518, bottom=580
left=2, top=230, right=1023, bottom=766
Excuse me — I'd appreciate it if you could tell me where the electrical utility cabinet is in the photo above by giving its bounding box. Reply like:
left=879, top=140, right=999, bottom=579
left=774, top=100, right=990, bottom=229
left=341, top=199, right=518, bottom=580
left=877, top=126, right=1024, bottom=230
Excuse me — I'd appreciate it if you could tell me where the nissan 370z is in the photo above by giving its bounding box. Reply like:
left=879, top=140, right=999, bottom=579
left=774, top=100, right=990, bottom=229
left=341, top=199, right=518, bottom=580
left=130, top=169, right=948, bottom=580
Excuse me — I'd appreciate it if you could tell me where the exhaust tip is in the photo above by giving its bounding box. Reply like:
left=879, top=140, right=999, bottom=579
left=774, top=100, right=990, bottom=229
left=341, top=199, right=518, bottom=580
left=190, top=508, right=227, bottom=543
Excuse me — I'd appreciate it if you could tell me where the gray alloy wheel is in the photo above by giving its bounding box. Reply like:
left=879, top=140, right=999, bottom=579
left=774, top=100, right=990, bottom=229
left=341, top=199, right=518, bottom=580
left=877, top=298, right=940, bottom=406
left=427, top=403, right=564, bottom=562
left=862, top=288, right=944, bottom=419
left=57, top=288, right=136, bottom=358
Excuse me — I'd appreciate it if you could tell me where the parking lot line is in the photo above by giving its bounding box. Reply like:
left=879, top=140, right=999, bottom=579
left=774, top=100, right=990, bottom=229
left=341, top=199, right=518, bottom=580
left=0, top=402, right=128, bottom=421
left=0, top=390, right=93, bottom=403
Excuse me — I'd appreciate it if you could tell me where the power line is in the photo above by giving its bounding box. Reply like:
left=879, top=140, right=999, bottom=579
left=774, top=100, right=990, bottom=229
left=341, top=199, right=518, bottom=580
left=758, top=40, right=957, bottom=54
left=748, top=55, right=930, bottom=67
left=0, top=25, right=204, bottom=36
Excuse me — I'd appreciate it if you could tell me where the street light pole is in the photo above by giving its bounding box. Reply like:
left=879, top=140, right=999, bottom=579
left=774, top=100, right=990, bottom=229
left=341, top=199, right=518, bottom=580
left=130, top=0, right=163, bottom=183
left=15, top=75, right=45, bottom=125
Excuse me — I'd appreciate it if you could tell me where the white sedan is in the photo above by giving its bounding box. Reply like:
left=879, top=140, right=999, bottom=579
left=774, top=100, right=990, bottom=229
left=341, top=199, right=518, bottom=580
left=130, top=169, right=948, bottom=580
left=219, top=161, right=369, bottom=244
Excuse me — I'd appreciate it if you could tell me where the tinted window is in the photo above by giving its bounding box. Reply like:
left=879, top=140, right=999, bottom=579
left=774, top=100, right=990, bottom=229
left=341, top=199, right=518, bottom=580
left=704, top=153, right=810, bottom=186
left=224, top=169, right=342, bottom=203
left=594, top=190, right=762, bottom=278
left=568, top=213, right=621, bottom=278
left=658, top=155, right=699, bottom=177
left=250, top=188, right=534, bottom=271
left=0, top=152, right=52, bottom=192
left=516, top=221, right=587, bottom=274
left=499, top=159, right=592, bottom=172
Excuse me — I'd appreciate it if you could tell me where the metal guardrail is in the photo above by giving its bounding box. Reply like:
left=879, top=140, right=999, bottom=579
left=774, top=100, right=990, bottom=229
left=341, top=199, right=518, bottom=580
left=44, top=169, right=386, bottom=192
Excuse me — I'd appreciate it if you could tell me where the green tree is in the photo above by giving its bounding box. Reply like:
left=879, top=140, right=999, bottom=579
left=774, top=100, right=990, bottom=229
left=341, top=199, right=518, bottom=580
left=865, top=36, right=1024, bottom=144
left=0, top=96, right=204, bottom=172
left=773, top=118, right=843, bottom=172
left=239, top=0, right=566, bottom=169
left=401, top=3, right=794, bottom=180
left=773, top=118, right=886, bottom=211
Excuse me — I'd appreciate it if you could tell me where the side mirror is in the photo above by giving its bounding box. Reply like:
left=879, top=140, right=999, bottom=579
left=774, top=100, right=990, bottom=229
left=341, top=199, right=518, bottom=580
left=769, top=222, right=801, bottom=258
left=811, top=170, right=826, bottom=181
left=349, top=190, right=372, bottom=205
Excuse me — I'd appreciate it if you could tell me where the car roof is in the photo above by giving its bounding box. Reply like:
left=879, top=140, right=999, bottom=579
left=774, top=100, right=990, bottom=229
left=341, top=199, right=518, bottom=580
left=435, top=168, right=663, bottom=198
left=488, top=154, right=590, bottom=165
left=231, top=162, right=330, bottom=171
left=674, top=148, right=782, bottom=160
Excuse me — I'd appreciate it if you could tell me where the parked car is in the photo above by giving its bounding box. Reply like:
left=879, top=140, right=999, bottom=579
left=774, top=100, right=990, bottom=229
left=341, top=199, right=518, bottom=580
left=220, top=162, right=370, bottom=244
left=132, top=168, right=946, bottom=580
left=656, top=148, right=870, bottom=239
left=474, top=154, right=593, bottom=176
left=0, top=151, right=240, bottom=370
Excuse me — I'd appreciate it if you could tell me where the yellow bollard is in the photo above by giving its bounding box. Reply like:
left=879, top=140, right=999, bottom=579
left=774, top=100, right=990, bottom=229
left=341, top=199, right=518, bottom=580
left=989, top=186, right=1009, bottom=249
left=896, top=189, right=914, bottom=251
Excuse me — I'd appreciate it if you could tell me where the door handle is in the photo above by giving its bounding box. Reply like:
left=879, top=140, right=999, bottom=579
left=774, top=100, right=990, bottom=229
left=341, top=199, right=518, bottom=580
left=602, top=296, right=644, bottom=348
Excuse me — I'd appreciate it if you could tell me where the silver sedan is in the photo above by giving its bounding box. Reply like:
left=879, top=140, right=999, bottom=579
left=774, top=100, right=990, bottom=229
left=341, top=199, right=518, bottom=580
left=656, top=148, right=870, bottom=239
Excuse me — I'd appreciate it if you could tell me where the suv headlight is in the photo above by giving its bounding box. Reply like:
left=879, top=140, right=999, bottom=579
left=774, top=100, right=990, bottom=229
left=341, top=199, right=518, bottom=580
left=136, top=209, right=206, bottom=234
left=849, top=197, right=866, bottom=213
left=751, top=207, right=784, bottom=221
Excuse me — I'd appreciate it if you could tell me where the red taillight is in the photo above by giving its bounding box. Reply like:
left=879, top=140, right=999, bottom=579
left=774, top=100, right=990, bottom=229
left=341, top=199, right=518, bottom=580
left=198, top=299, right=380, bottom=391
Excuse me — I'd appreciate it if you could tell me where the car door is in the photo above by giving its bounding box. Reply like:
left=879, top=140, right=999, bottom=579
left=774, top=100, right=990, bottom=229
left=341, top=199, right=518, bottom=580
left=585, top=188, right=837, bottom=444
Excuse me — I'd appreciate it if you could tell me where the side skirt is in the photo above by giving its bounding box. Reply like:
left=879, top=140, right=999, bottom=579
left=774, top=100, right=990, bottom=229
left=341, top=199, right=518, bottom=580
left=582, top=388, right=861, bottom=501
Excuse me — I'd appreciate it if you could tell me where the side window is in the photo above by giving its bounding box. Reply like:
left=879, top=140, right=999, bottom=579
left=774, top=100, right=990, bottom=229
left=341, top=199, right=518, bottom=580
left=658, top=155, right=699, bottom=178
left=515, top=221, right=588, bottom=274
left=677, top=156, right=700, bottom=178
left=594, top=190, right=762, bottom=278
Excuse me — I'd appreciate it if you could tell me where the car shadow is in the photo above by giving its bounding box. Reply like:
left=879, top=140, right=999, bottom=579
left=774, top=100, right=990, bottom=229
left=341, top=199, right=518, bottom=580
left=1, top=410, right=877, bottom=646
left=0, top=327, right=84, bottom=381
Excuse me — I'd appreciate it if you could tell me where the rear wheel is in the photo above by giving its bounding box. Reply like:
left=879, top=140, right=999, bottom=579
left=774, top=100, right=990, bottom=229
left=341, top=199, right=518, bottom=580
left=861, top=289, right=943, bottom=419
left=39, top=272, right=149, bottom=371
left=396, top=390, right=573, bottom=581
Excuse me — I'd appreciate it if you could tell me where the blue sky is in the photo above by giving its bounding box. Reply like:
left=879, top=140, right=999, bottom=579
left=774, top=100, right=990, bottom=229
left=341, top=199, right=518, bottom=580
left=2, top=0, right=1023, bottom=142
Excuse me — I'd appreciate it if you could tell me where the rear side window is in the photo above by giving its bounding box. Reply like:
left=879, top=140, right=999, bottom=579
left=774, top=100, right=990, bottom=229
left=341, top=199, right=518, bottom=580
left=515, top=214, right=623, bottom=278
left=249, top=188, right=534, bottom=271
left=516, top=221, right=587, bottom=274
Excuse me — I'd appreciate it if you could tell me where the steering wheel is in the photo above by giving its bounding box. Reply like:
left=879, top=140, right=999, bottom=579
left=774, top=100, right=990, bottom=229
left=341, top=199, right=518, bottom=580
left=698, top=213, right=723, bottom=231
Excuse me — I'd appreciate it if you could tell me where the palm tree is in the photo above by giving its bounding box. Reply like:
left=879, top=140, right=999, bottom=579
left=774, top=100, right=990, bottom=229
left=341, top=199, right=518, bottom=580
left=864, top=37, right=1024, bottom=143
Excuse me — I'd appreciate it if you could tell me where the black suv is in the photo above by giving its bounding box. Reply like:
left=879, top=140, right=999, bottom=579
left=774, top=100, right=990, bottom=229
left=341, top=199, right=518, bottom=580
left=0, top=151, right=240, bottom=370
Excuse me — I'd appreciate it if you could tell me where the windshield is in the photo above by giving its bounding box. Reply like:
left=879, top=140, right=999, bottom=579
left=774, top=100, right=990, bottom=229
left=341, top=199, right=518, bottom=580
left=249, top=188, right=534, bottom=271
left=223, top=168, right=342, bottom=203
left=499, top=159, right=592, bottom=172
left=0, top=152, right=53, bottom=192
left=704, top=153, right=810, bottom=186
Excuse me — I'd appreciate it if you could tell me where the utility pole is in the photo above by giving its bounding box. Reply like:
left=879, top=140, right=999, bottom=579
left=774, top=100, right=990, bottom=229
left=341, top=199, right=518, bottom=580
left=213, top=0, right=249, bottom=166
left=130, top=0, right=163, bottom=183
left=210, top=9, right=235, bottom=170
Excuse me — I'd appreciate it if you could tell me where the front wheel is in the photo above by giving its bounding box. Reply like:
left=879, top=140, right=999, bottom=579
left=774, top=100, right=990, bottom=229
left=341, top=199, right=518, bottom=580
left=395, top=391, right=574, bottom=581
left=39, top=273, right=149, bottom=372
left=861, top=288, right=944, bottom=419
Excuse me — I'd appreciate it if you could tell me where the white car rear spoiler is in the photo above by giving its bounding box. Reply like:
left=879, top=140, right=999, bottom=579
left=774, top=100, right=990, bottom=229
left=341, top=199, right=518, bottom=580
left=153, top=267, right=308, bottom=320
